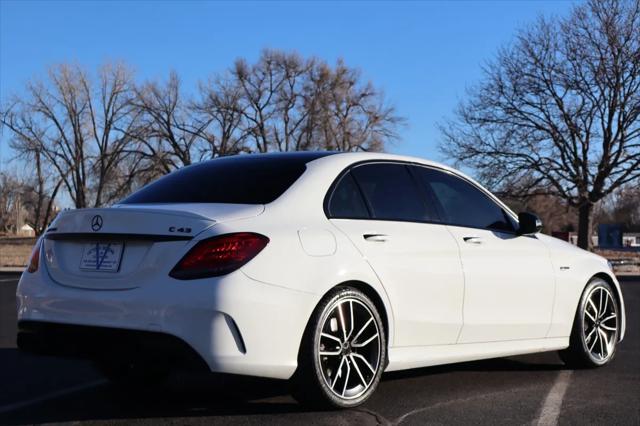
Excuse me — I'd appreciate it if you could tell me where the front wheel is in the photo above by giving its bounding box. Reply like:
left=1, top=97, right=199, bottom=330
left=559, top=278, right=620, bottom=368
left=292, top=287, right=386, bottom=409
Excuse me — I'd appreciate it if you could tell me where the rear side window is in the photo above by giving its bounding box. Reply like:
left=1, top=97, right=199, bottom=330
left=413, top=166, right=515, bottom=232
left=122, top=153, right=333, bottom=205
left=327, top=173, right=370, bottom=219
left=350, top=163, right=436, bottom=222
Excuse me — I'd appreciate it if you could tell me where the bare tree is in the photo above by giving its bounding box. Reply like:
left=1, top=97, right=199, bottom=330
left=595, top=185, right=640, bottom=229
left=503, top=193, right=579, bottom=235
left=232, top=50, right=288, bottom=153
left=193, top=76, right=249, bottom=157
left=132, top=71, right=216, bottom=173
left=2, top=51, right=403, bottom=211
left=16, top=149, right=62, bottom=235
left=1, top=115, right=61, bottom=234
left=440, top=0, right=640, bottom=249
left=229, top=50, right=402, bottom=153
left=0, top=164, right=60, bottom=236
left=316, top=59, right=401, bottom=151
left=1, top=63, right=143, bottom=208
left=0, top=172, right=22, bottom=234
left=271, top=52, right=315, bottom=151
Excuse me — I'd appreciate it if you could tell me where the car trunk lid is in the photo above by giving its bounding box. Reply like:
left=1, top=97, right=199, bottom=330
left=43, top=204, right=263, bottom=290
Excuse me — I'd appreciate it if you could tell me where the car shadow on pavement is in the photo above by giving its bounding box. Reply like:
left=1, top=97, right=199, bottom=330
left=382, top=352, right=566, bottom=383
left=0, top=347, right=304, bottom=425
left=0, top=347, right=566, bottom=425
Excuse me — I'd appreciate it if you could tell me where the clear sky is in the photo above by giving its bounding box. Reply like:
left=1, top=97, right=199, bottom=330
left=0, top=0, right=576, bottom=169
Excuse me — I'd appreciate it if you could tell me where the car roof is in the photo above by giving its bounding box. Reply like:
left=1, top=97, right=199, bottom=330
left=194, top=151, right=453, bottom=173
left=308, top=151, right=462, bottom=176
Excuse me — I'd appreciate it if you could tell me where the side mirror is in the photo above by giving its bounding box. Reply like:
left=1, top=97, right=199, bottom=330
left=517, top=212, right=542, bottom=235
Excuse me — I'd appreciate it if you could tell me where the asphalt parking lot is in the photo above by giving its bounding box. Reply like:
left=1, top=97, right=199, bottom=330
left=1, top=272, right=638, bottom=425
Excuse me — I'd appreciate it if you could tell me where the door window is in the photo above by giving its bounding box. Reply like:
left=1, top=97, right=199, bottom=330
left=350, top=163, right=436, bottom=222
left=413, top=167, right=515, bottom=232
left=327, top=172, right=370, bottom=219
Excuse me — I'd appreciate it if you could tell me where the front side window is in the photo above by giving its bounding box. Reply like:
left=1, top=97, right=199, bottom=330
left=350, top=163, right=436, bottom=222
left=413, top=166, right=515, bottom=232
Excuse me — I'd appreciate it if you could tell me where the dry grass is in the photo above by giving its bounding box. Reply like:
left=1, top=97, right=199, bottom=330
left=0, top=237, right=37, bottom=267
left=595, top=248, right=640, bottom=276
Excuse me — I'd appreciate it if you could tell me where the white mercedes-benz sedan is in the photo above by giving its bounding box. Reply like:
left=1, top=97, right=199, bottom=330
left=16, top=152, right=626, bottom=408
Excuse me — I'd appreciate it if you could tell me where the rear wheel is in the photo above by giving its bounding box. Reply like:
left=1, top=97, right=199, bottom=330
left=559, top=278, right=620, bottom=368
left=292, top=287, right=386, bottom=409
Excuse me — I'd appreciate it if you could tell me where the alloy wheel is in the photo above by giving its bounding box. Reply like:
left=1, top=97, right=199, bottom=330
left=317, top=297, right=382, bottom=400
left=582, top=286, right=618, bottom=362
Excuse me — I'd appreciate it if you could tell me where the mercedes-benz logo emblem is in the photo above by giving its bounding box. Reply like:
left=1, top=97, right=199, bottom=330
left=91, top=215, right=103, bottom=232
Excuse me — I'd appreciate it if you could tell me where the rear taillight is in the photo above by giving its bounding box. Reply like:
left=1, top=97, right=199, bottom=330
left=169, top=232, right=269, bottom=280
left=27, top=238, right=42, bottom=273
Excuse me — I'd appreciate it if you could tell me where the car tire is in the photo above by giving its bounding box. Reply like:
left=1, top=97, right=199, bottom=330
left=559, top=277, right=620, bottom=369
left=291, top=286, right=387, bottom=409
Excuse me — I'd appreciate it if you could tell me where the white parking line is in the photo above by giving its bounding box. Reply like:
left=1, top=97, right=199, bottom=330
left=0, top=379, right=107, bottom=414
left=535, top=370, right=573, bottom=426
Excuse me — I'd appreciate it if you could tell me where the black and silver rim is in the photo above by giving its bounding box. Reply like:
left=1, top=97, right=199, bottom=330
left=317, top=297, right=381, bottom=400
left=582, top=286, right=618, bottom=362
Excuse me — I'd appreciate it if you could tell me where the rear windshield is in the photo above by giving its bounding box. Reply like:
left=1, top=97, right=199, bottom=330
left=122, top=152, right=335, bottom=205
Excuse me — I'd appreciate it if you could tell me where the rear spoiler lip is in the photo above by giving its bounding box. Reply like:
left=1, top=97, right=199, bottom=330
left=44, top=232, right=193, bottom=242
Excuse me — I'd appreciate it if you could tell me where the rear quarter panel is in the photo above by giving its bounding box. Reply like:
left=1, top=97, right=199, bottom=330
left=201, top=160, right=398, bottom=346
left=211, top=212, right=396, bottom=346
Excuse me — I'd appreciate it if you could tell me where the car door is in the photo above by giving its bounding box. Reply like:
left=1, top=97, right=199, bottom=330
left=412, top=166, right=555, bottom=343
left=327, top=162, right=465, bottom=347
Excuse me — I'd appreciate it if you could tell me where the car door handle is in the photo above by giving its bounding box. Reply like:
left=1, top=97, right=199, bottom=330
left=463, top=236, right=483, bottom=245
left=363, top=234, right=388, bottom=242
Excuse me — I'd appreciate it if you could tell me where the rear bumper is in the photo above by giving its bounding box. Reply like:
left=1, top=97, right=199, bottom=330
left=16, top=264, right=318, bottom=379
left=17, top=320, right=209, bottom=371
